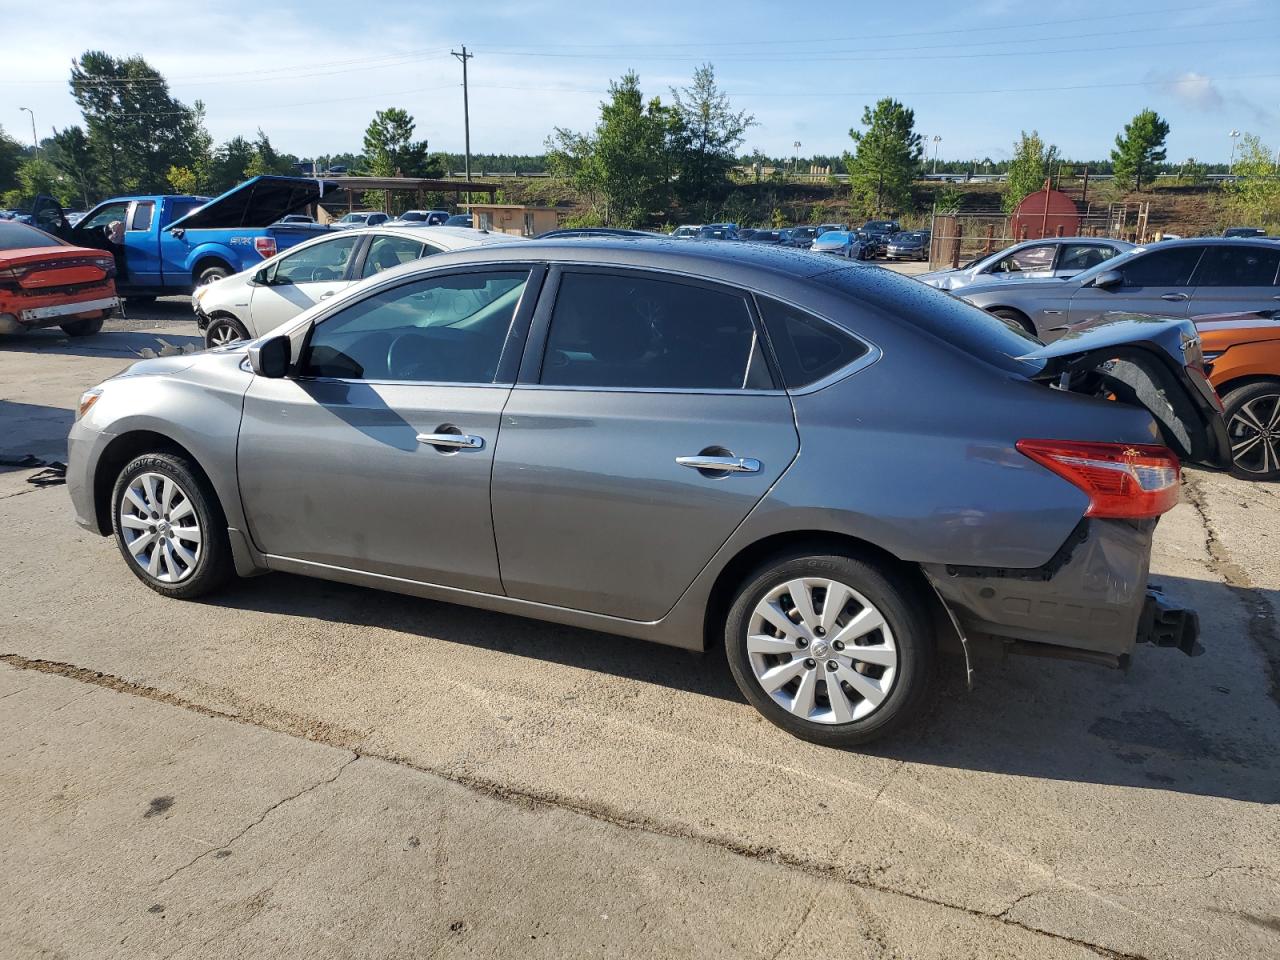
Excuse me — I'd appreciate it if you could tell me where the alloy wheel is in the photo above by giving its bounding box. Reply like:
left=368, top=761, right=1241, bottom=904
left=745, top=578, right=898, bottom=724
left=1228, top=393, right=1280, bottom=476
left=118, top=472, right=203, bottom=583
left=207, top=322, right=243, bottom=347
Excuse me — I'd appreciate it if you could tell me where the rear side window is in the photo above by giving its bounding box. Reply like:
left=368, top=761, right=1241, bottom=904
left=540, top=272, right=772, bottom=390
left=1192, top=245, right=1280, bottom=287
left=816, top=267, right=1043, bottom=376
left=1058, top=243, right=1119, bottom=272
left=758, top=296, right=868, bottom=388
left=1119, top=246, right=1204, bottom=286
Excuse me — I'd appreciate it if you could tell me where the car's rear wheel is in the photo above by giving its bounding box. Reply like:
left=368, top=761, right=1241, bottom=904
left=111, top=452, right=233, bottom=599
left=725, top=553, right=935, bottom=746
left=60, top=316, right=104, bottom=337
left=196, top=264, right=231, bottom=287
left=204, top=314, right=250, bottom=348
left=1222, top=381, right=1280, bottom=480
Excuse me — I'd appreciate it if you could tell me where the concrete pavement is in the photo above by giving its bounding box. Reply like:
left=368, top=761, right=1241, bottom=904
left=1, top=306, right=1278, bottom=959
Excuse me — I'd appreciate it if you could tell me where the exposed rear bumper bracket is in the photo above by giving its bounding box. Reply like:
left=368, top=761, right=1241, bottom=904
left=1136, top=586, right=1203, bottom=657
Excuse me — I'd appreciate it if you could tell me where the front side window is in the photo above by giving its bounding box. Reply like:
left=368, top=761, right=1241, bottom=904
left=540, top=272, right=771, bottom=390
left=304, top=270, right=529, bottom=383
left=1192, top=245, right=1280, bottom=287
left=271, top=234, right=359, bottom=285
left=360, top=235, right=426, bottom=279
left=1118, top=246, right=1205, bottom=286
left=129, top=201, right=154, bottom=231
left=758, top=297, right=868, bottom=389
left=80, top=202, right=130, bottom=232
left=1057, top=243, right=1119, bottom=273
left=991, top=244, right=1055, bottom=274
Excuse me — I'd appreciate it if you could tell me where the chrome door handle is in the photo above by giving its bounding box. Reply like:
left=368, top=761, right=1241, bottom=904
left=1160, top=293, right=1189, bottom=302
left=417, top=433, right=484, bottom=450
left=676, top=455, right=760, bottom=473
left=319, top=290, right=337, bottom=300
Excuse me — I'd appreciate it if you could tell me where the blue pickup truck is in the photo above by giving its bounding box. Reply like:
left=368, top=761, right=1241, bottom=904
left=36, top=176, right=335, bottom=301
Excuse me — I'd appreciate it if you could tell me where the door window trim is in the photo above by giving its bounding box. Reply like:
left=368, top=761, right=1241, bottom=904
left=289, top=262, right=546, bottom=388
left=1118, top=245, right=1207, bottom=287
left=515, top=264, right=784, bottom=395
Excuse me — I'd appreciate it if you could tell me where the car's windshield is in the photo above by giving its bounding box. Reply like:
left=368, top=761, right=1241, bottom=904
left=0, top=222, right=66, bottom=250
left=864, top=221, right=895, bottom=231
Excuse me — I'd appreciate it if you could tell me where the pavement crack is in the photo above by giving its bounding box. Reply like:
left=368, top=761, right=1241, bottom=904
left=1183, top=473, right=1280, bottom=707
left=155, top=752, right=357, bottom=886
left=768, top=889, right=822, bottom=960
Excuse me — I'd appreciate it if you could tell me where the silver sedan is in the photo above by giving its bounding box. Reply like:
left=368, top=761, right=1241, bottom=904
left=919, top=237, right=1135, bottom=291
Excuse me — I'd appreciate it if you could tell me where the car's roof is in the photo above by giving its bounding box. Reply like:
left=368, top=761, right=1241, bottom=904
left=368, top=235, right=856, bottom=287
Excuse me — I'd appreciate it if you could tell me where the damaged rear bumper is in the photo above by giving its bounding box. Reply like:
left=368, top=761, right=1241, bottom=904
left=922, top=518, right=1201, bottom=666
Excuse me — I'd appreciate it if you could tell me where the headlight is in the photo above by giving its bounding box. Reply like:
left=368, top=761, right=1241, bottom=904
left=77, top=387, right=103, bottom=420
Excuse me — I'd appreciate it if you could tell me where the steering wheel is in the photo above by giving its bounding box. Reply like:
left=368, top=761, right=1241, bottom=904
left=309, top=266, right=341, bottom=282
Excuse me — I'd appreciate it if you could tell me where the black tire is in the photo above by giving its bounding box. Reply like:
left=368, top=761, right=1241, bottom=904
left=989, top=307, right=1037, bottom=337
left=195, top=263, right=231, bottom=287
left=110, top=452, right=234, bottom=599
left=1221, top=381, right=1280, bottom=481
left=60, top=316, right=104, bottom=337
left=203, top=314, right=251, bottom=348
left=724, top=552, right=935, bottom=747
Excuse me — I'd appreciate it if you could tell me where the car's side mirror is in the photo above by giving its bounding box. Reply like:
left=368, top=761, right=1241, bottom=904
left=247, top=334, right=291, bottom=378
left=251, top=267, right=269, bottom=286
left=1092, top=269, right=1123, bottom=290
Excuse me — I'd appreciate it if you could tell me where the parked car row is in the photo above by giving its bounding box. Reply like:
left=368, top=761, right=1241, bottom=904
left=68, top=236, right=1226, bottom=747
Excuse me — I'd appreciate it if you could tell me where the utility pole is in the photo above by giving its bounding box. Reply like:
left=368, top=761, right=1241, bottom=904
left=1228, top=129, right=1241, bottom=175
left=932, top=135, right=942, bottom=175
left=19, top=107, right=38, bottom=156
left=451, top=45, right=474, bottom=192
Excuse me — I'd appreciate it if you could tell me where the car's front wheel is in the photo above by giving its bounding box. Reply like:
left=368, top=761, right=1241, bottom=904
left=204, top=314, right=250, bottom=348
left=111, top=452, right=234, bottom=599
left=1222, top=381, right=1280, bottom=480
left=725, top=552, right=935, bottom=746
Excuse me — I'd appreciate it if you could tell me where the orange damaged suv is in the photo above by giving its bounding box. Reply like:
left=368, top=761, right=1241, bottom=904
left=0, top=219, right=120, bottom=338
left=1195, top=310, right=1280, bottom=480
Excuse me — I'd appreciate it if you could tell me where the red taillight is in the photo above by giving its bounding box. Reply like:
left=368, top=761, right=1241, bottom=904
left=1016, top=439, right=1180, bottom=519
left=254, top=237, right=277, bottom=259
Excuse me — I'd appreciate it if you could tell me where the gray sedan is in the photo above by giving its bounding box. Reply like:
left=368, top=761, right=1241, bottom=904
left=959, top=238, right=1280, bottom=340
left=919, top=237, right=1135, bottom=291
left=67, top=239, right=1224, bottom=746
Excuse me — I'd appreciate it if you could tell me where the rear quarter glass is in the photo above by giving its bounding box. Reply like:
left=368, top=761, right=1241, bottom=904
left=816, top=266, right=1045, bottom=377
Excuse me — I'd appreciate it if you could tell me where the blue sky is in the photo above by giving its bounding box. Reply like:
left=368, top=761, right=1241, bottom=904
left=3, top=0, right=1277, bottom=164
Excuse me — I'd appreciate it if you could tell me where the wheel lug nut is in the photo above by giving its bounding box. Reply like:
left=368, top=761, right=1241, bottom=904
left=833, top=640, right=845, bottom=651
left=804, top=658, right=816, bottom=669
left=826, top=660, right=839, bottom=671
left=796, top=638, right=808, bottom=648
left=815, top=627, right=825, bottom=637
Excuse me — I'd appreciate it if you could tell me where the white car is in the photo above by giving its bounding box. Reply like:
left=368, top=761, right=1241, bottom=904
left=193, top=226, right=514, bottom=347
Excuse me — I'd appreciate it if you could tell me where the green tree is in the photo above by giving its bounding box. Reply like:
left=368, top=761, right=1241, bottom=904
left=1003, top=131, right=1058, bottom=213
left=0, top=125, right=25, bottom=197
left=361, top=108, right=440, bottom=213
left=244, top=129, right=296, bottom=178
left=209, top=136, right=255, bottom=193
left=669, top=64, right=753, bottom=214
left=844, top=98, right=921, bottom=216
left=69, top=51, right=201, bottom=193
left=45, top=126, right=96, bottom=207
left=1111, top=109, right=1169, bottom=190
left=3, top=156, right=73, bottom=208
left=546, top=72, right=669, bottom=227
left=1225, top=133, right=1280, bottom=231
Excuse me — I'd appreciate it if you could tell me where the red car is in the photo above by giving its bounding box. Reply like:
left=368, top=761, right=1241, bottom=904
left=0, top=220, right=120, bottom=338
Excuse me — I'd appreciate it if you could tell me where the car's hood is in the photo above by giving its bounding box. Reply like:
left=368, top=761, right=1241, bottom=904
left=168, top=176, right=340, bottom=231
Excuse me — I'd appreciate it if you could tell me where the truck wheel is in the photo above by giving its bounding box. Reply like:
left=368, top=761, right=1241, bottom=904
left=60, top=317, right=104, bottom=337
left=204, top=315, right=250, bottom=348
left=196, top=264, right=231, bottom=287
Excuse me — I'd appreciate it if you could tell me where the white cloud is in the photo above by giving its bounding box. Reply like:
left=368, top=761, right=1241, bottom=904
left=1162, top=72, right=1225, bottom=112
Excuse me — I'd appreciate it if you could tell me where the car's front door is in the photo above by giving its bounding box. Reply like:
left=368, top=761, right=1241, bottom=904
left=124, top=200, right=161, bottom=286
left=984, top=243, right=1058, bottom=281
left=1188, top=243, right=1280, bottom=317
left=1067, top=244, right=1206, bottom=325
left=249, top=233, right=362, bottom=336
left=490, top=268, right=801, bottom=621
left=1053, top=242, right=1123, bottom=279
left=237, top=265, right=541, bottom=591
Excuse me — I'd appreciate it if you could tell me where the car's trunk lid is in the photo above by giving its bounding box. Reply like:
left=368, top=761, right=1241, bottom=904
left=167, top=176, right=340, bottom=232
left=1018, top=313, right=1231, bottom=467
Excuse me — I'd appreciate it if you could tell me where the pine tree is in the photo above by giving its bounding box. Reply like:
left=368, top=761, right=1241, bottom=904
left=1111, top=110, right=1169, bottom=191
left=844, top=99, right=921, bottom=216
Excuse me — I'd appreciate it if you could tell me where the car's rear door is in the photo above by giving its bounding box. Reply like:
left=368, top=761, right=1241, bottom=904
left=489, top=267, right=800, bottom=621
left=1067, top=245, right=1206, bottom=324
left=1188, top=243, right=1280, bottom=317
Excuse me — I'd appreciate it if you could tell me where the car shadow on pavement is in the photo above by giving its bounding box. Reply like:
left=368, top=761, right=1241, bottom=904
left=0, top=400, right=74, bottom=469
left=0, top=327, right=204, bottom=359
left=208, top=568, right=1280, bottom=803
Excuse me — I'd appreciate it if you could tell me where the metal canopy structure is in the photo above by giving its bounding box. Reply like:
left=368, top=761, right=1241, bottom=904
left=320, top=176, right=498, bottom=215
